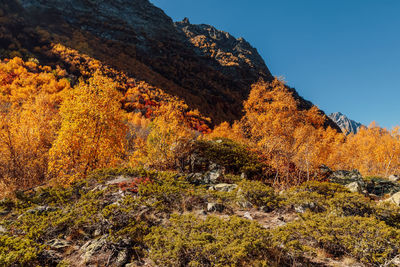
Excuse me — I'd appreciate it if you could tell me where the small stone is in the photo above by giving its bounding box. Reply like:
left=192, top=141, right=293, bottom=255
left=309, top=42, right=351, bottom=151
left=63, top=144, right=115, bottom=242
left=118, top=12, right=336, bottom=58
left=346, top=182, right=362, bottom=193
left=115, top=248, right=129, bottom=267
left=385, top=192, right=400, bottom=206
left=209, top=183, right=238, bottom=192
left=207, top=202, right=224, bottom=212
left=389, top=175, right=399, bottom=182
left=0, top=225, right=6, bottom=233
left=243, top=212, right=253, bottom=220
left=46, top=239, right=71, bottom=249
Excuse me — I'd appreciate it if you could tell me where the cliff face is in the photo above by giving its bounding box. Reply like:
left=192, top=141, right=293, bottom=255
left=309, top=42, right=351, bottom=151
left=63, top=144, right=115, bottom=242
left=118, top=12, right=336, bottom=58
left=329, top=112, right=362, bottom=134
left=0, top=0, right=339, bottom=129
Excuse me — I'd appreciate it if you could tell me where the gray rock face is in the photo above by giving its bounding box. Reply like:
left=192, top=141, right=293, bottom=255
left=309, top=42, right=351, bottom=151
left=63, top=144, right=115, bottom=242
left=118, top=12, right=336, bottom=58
left=328, top=112, right=362, bottom=135
left=1, top=0, right=340, bottom=128
left=17, top=0, right=177, bottom=44
left=175, top=18, right=272, bottom=82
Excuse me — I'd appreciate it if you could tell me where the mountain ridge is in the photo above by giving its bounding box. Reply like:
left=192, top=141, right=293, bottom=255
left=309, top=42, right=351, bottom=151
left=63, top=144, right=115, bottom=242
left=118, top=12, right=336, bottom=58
left=0, top=0, right=339, bottom=130
left=329, top=112, right=362, bottom=134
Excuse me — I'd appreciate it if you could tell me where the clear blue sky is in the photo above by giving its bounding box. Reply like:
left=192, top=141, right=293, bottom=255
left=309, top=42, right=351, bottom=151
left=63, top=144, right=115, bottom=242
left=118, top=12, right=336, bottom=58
left=151, top=0, right=400, bottom=129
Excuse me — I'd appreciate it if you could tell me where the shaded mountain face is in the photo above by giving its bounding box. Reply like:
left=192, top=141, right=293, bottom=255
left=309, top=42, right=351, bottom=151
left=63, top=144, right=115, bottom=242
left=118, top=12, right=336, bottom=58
left=0, top=0, right=339, bottom=130
left=329, top=112, right=362, bottom=134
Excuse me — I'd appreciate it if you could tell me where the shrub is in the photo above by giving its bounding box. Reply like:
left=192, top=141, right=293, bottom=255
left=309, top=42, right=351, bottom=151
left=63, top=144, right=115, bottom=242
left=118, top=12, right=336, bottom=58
left=0, top=234, right=43, bottom=266
left=236, top=180, right=280, bottom=210
left=283, top=181, right=351, bottom=212
left=273, top=212, right=400, bottom=264
left=192, top=139, right=269, bottom=179
left=145, top=213, right=274, bottom=266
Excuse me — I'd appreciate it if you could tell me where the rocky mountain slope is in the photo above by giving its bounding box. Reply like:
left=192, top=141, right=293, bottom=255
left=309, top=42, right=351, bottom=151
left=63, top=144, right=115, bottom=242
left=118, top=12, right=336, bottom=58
left=0, top=0, right=339, bottom=130
left=1, top=139, right=400, bottom=266
left=329, top=112, right=362, bottom=134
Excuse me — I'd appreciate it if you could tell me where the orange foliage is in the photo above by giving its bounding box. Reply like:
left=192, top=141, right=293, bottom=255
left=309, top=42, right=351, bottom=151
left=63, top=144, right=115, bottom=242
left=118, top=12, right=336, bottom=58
left=48, top=73, right=128, bottom=184
left=328, top=123, right=400, bottom=177
left=0, top=58, right=70, bottom=193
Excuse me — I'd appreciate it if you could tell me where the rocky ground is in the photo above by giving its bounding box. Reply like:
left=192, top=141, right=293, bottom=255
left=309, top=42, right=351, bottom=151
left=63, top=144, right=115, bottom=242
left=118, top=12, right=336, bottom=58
left=1, top=140, right=400, bottom=266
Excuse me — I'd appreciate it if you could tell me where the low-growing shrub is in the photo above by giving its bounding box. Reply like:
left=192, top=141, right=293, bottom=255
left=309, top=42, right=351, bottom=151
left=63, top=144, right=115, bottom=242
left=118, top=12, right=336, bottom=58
left=145, top=213, right=274, bottom=266
left=192, top=139, right=269, bottom=179
left=0, top=234, right=43, bottom=266
left=236, top=180, right=280, bottom=210
left=273, top=212, right=400, bottom=264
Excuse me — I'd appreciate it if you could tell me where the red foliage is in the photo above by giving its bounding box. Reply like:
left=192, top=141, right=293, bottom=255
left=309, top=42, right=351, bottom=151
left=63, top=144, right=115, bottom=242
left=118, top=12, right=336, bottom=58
left=117, top=177, right=151, bottom=193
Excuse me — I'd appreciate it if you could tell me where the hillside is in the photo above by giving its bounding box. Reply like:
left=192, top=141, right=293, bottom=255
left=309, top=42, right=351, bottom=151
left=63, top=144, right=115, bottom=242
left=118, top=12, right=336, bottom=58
left=0, top=0, right=340, bottom=129
left=2, top=1, right=400, bottom=266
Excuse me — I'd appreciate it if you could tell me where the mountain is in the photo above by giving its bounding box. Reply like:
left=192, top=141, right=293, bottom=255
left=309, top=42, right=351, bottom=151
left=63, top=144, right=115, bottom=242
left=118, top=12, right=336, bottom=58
left=0, top=0, right=340, bottom=130
left=329, top=112, right=362, bottom=134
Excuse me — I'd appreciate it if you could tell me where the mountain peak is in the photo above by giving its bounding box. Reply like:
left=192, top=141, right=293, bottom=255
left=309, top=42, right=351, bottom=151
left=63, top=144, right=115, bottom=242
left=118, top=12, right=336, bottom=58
left=329, top=112, right=362, bottom=134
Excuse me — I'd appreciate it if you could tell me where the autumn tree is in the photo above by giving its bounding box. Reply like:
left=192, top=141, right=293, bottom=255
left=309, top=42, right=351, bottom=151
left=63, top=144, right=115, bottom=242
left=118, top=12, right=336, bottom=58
left=131, top=102, right=196, bottom=170
left=329, top=123, right=400, bottom=177
left=240, top=78, right=340, bottom=185
left=0, top=58, right=69, bottom=194
left=48, top=73, right=128, bottom=183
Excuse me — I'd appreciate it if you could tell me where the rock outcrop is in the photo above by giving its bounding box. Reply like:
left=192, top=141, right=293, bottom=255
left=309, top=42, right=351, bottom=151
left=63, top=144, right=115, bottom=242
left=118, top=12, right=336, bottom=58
left=329, top=112, right=362, bottom=134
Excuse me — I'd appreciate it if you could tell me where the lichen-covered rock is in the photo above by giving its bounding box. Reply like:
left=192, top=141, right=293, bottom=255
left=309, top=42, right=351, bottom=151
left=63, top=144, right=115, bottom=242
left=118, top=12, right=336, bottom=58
left=207, top=202, right=225, bottom=212
left=346, top=181, right=363, bottom=193
left=389, top=175, right=399, bottom=182
left=209, top=183, right=238, bottom=192
left=385, top=192, right=400, bottom=206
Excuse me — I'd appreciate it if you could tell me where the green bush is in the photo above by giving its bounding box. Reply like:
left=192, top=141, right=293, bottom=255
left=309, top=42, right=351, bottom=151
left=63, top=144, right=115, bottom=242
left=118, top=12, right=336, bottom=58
left=273, top=212, right=400, bottom=264
left=236, top=180, right=280, bottom=210
left=0, top=234, right=43, bottom=266
left=284, top=181, right=352, bottom=212
left=145, top=213, right=274, bottom=267
left=193, top=139, right=269, bottom=179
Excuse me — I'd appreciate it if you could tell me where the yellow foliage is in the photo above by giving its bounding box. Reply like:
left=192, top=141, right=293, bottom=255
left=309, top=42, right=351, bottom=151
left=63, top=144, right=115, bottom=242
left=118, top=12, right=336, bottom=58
left=48, top=73, right=128, bottom=184
left=131, top=102, right=196, bottom=170
left=0, top=58, right=69, bottom=194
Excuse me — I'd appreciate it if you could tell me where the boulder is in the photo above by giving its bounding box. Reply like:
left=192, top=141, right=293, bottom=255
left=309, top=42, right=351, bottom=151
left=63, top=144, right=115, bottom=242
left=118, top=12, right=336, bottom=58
left=388, top=175, right=399, bottom=182
left=207, top=202, right=225, bottom=212
left=365, top=178, right=400, bottom=196
left=346, top=182, right=363, bottom=193
left=243, top=212, right=253, bottom=220
left=209, top=183, right=238, bottom=192
left=80, top=235, right=108, bottom=264
left=385, top=192, right=400, bottom=206
left=46, top=239, right=71, bottom=250
left=329, top=169, right=363, bottom=185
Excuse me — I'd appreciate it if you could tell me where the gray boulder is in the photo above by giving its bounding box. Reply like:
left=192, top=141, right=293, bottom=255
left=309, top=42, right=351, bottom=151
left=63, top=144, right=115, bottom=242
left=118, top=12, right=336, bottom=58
left=80, top=235, right=108, bottom=265
left=389, top=175, right=399, bottom=182
left=346, top=181, right=363, bottom=193
left=207, top=202, right=225, bottom=212
left=385, top=192, right=400, bottom=206
left=209, top=183, right=238, bottom=192
left=46, top=239, right=71, bottom=250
